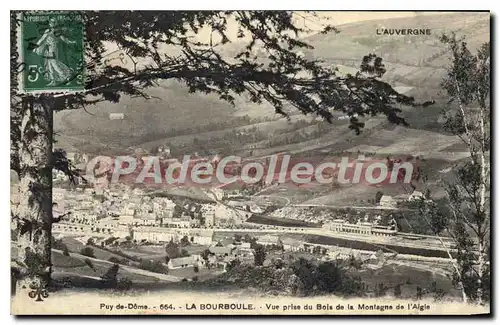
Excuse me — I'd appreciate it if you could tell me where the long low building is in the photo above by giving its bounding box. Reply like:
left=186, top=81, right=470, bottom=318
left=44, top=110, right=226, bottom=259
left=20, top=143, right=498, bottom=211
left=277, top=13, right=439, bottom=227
left=132, top=226, right=214, bottom=245
left=322, top=219, right=397, bottom=237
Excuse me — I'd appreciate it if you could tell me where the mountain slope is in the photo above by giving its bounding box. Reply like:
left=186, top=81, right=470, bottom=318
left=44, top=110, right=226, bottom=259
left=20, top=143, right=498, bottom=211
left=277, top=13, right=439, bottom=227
left=54, top=12, right=489, bottom=155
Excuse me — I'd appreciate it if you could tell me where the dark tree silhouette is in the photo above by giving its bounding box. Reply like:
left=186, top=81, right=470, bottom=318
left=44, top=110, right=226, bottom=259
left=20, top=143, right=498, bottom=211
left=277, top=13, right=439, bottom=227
left=84, top=258, right=96, bottom=272
left=180, top=235, right=190, bottom=247
left=101, top=263, right=119, bottom=287
left=165, top=239, right=181, bottom=258
left=80, top=247, right=95, bottom=258
left=416, top=286, right=423, bottom=300
left=394, top=284, right=402, bottom=298
left=253, top=244, right=266, bottom=266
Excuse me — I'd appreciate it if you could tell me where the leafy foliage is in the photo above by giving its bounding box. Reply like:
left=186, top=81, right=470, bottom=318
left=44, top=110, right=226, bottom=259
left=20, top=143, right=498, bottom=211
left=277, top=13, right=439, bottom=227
left=418, top=33, right=490, bottom=305
left=101, top=263, right=119, bottom=286
left=394, top=284, right=402, bottom=298
left=138, top=259, right=169, bottom=274
left=84, top=258, right=96, bottom=272
left=80, top=247, right=95, bottom=258
left=13, top=11, right=420, bottom=133
left=108, top=256, right=122, bottom=264
left=180, top=235, right=190, bottom=247
left=51, top=236, right=68, bottom=251
left=253, top=244, right=266, bottom=266
left=221, top=257, right=365, bottom=297
left=116, top=277, right=133, bottom=291
left=165, top=239, right=182, bottom=258
left=226, top=259, right=241, bottom=272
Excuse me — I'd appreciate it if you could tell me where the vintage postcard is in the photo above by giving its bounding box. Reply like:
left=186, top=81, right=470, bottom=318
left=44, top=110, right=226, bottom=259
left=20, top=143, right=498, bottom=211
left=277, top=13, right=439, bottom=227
left=10, top=11, right=491, bottom=315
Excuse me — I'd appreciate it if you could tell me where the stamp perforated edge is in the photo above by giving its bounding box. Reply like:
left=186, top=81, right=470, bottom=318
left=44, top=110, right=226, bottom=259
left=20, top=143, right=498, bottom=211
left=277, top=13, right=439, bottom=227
left=15, top=11, right=86, bottom=96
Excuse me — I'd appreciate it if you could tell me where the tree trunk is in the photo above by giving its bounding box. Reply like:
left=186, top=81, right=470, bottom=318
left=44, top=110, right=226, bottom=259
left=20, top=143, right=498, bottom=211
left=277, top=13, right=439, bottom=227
left=14, top=96, right=53, bottom=295
left=477, top=241, right=484, bottom=304
left=476, top=102, right=488, bottom=305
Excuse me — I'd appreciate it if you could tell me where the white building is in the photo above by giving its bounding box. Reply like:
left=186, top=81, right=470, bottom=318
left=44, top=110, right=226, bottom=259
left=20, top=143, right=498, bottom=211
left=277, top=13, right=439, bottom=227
left=114, top=226, right=131, bottom=238
left=168, top=256, right=194, bottom=269
left=157, top=145, right=171, bottom=157
left=379, top=195, right=397, bottom=208
left=109, top=113, right=125, bottom=120
left=190, top=230, right=214, bottom=245
left=209, top=246, right=233, bottom=256
left=133, top=227, right=177, bottom=242
left=204, top=210, right=216, bottom=227
left=281, top=238, right=304, bottom=252
left=408, top=190, right=424, bottom=201
left=256, top=235, right=280, bottom=246
left=249, top=205, right=263, bottom=214
left=117, top=215, right=136, bottom=225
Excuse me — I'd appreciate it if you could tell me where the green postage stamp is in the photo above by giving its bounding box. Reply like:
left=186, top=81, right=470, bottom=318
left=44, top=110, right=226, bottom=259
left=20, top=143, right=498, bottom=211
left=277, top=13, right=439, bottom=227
left=17, top=11, right=84, bottom=93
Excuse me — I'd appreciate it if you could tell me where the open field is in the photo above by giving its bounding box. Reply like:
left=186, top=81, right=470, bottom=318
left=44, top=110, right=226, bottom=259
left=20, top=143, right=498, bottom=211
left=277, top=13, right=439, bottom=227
left=168, top=266, right=219, bottom=281
left=345, top=126, right=467, bottom=161
left=61, top=237, right=138, bottom=264
left=52, top=251, right=160, bottom=283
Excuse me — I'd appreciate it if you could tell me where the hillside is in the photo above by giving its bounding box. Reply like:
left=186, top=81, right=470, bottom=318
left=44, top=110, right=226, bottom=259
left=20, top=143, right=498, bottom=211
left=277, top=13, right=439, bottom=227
left=53, top=12, right=489, bottom=156
left=305, top=12, right=489, bottom=96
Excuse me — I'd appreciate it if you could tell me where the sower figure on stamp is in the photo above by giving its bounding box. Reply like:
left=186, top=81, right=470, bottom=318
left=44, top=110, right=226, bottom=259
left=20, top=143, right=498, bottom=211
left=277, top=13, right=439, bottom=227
left=33, top=17, right=75, bottom=86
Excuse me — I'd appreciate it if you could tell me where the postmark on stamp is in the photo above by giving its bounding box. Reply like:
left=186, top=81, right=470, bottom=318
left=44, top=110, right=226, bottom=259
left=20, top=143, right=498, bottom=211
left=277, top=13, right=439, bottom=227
left=18, top=11, right=84, bottom=94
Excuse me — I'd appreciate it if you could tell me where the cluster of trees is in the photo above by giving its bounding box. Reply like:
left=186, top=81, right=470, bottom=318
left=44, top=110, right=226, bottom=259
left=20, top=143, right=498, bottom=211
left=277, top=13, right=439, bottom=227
left=108, top=256, right=131, bottom=266
left=51, top=236, right=69, bottom=252
left=100, top=264, right=133, bottom=290
left=165, top=239, right=189, bottom=260
left=191, top=125, right=264, bottom=147
left=253, top=244, right=266, bottom=266
left=292, top=258, right=365, bottom=297
left=138, top=260, right=169, bottom=274
left=223, top=257, right=365, bottom=297
left=415, top=34, right=490, bottom=305
left=224, top=255, right=450, bottom=301
left=80, top=247, right=96, bottom=258
left=180, top=235, right=191, bottom=247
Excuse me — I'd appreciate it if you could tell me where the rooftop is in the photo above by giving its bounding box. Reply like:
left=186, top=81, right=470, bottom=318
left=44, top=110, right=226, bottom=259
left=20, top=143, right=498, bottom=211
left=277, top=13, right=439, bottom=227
left=169, top=256, right=194, bottom=267
left=209, top=246, right=232, bottom=255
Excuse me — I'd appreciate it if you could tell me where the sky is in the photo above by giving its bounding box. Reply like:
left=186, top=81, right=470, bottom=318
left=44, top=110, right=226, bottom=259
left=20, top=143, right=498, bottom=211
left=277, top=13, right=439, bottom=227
left=193, top=11, right=457, bottom=43
left=310, top=11, right=447, bottom=26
